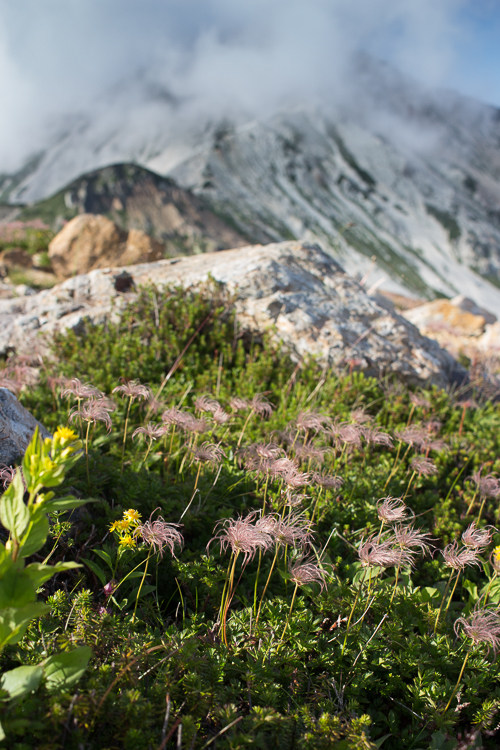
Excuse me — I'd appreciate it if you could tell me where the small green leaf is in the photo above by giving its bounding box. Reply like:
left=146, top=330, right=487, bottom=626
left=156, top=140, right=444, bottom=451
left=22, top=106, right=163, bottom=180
left=19, top=515, right=49, bottom=558
left=0, top=568, right=36, bottom=609
left=0, top=472, right=29, bottom=540
left=43, top=646, right=91, bottom=693
left=81, top=558, right=107, bottom=586
left=43, top=495, right=91, bottom=513
left=0, top=603, right=49, bottom=650
left=25, top=561, right=81, bottom=589
left=0, top=663, right=44, bottom=701
left=93, top=548, right=114, bottom=570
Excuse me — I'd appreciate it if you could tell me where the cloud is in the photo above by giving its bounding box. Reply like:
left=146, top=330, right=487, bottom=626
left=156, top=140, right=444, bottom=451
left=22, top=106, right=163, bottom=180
left=0, top=0, right=471, bottom=172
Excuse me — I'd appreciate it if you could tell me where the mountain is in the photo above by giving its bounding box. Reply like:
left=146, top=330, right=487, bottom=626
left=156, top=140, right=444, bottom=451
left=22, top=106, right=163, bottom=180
left=3, top=56, right=500, bottom=312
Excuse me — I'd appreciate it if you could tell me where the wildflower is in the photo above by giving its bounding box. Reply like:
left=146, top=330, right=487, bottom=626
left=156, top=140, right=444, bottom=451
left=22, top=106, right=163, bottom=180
left=409, top=393, right=431, bottom=409
left=103, top=580, right=117, bottom=597
left=328, top=419, right=362, bottom=450
left=69, top=399, right=113, bottom=432
left=134, top=514, right=184, bottom=558
left=358, top=535, right=410, bottom=568
left=178, top=414, right=209, bottom=434
left=53, top=426, right=79, bottom=443
left=377, top=496, right=408, bottom=524
left=119, top=535, right=136, bottom=548
left=0, top=465, right=16, bottom=489
left=294, top=443, right=329, bottom=466
left=394, top=425, right=427, bottom=448
left=195, top=395, right=221, bottom=414
left=288, top=558, right=327, bottom=591
left=442, top=541, right=481, bottom=570
left=251, top=443, right=283, bottom=460
left=283, top=490, right=309, bottom=507
left=124, top=509, right=142, bottom=525
left=230, top=396, right=249, bottom=412
left=161, top=407, right=187, bottom=426
left=461, top=522, right=493, bottom=551
left=0, top=377, right=21, bottom=395
left=212, top=407, right=230, bottom=425
left=193, top=442, right=226, bottom=466
left=410, top=456, right=438, bottom=477
left=455, top=607, right=500, bottom=655
left=62, top=378, right=104, bottom=400
left=282, top=470, right=310, bottom=489
left=263, top=512, right=313, bottom=548
left=490, top=545, right=500, bottom=574
left=112, top=379, right=152, bottom=402
left=362, top=427, right=393, bottom=448
left=269, top=457, right=299, bottom=477
left=294, top=411, right=330, bottom=433
left=132, top=423, right=166, bottom=441
left=208, top=512, right=273, bottom=565
left=470, top=468, right=500, bottom=499
left=311, top=473, right=344, bottom=490
left=249, top=393, right=274, bottom=417
left=350, top=408, right=373, bottom=425
left=392, top=524, right=433, bottom=555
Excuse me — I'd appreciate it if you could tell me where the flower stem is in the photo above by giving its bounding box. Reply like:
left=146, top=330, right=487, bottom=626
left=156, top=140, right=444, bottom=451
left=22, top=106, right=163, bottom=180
left=280, top=582, right=299, bottom=641
left=121, top=396, right=133, bottom=473
left=132, top=549, right=151, bottom=624
left=433, top=569, right=455, bottom=633
left=443, top=651, right=470, bottom=714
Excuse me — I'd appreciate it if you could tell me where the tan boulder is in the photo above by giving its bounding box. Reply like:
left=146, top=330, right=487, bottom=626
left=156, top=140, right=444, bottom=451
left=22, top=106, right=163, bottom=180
left=48, top=214, right=164, bottom=279
left=404, top=299, right=486, bottom=337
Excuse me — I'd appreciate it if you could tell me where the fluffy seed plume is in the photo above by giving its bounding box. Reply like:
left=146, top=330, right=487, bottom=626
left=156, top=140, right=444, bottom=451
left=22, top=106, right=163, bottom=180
left=62, top=378, right=104, bottom=400
left=455, top=607, right=500, bottom=655
left=208, top=511, right=273, bottom=565
left=362, top=427, right=393, bottom=448
left=229, top=396, right=250, bottom=412
left=132, top=423, right=166, bottom=441
left=134, top=514, right=184, bottom=559
left=294, top=411, right=330, bottom=433
left=250, top=394, right=274, bottom=417
left=288, top=558, right=327, bottom=591
left=410, top=456, right=438, bottom=477
left=195, top=395, right=221, bottom=414
left=392, top=524, right=433, bottom=555
left=69, top=399, right=113, bottom=432
left=193, top=442, right=226, bottom=466
left=377, top=497, right=408, bottom=524
left=358, top=535, right=412, bottom=568
left=442, top=541, right=481, bottom=570
left=311, top=473, right=344, bottom=490
left=461, top=522, right=493, bottom=551
left=470, top=468, right=500, bottom=500
left=113, top=379, right=152, bottom=402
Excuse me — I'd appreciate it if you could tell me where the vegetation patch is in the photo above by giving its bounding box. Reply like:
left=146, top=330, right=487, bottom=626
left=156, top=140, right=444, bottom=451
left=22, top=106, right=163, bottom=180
left=1, top=284, right=500, bottom=748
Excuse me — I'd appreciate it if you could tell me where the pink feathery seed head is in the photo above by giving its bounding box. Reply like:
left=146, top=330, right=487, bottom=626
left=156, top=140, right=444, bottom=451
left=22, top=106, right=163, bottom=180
left=253, top=443, right=282, bottom=460
left=134, top=514, right=184, bottom=559
left=0, top=377, right=22, bottom=395
left=283, top=489, right=309, bottom=507
left=442, top=541, right=481, bottom=570
left=195, top=395, right=221, bottom=414
left=132, top=423, right=166, bottom=441
left=470, top=467, right=500, bottom=499
left=69, top=399, right=113, bottom=432
left=311, top=473, right=344, bottom=490
left=358, top=535, right=407, bottom=568
left=161, top=407, right=187, bottom=426
left=295, top=410, right=330, bottom=432
left=409, top=393, right=432, bottom=409
left=208, top=511, right=273, bottom=565
left=62, top=377, right=104, bottom=400
left=250, top=393, right=274, bottom=417
left=47, top=374, right=71, bottom=396
left=424, top=420, right=442, bottom=434
left=455, top=607, right=500, bottom=655
left=175, top=413, right=209, bottom=434
left=410, top=456, right=438, bottom=477
left=94, top=396, right=117, bottom=413
left=394, top=425, right=428, bottom=449
left=283, top=470, right=310, bottom=489
left=0, top=465, right=16, bottom=489
left=212, top=407, right=230, bottom=425
left=461, top=522, right=493, bottom=551
left=377, top=496, right=408, bottom=524
left=148, top=396, right=166, bottom=414
left=244, top=456, right=273, bottom=476
left=392, top=524, right=433, bottom=555
left=193, top=442, right=226, bottom=466
left=270, top=457, right=299, bottom=477
left=112, top=379, right=152, bottom=402
left=327, top=421, right=363, bottom=450
left=362, top=427, right=393, bottom=448
left=272, top=513, right=314, bottom=548
left=350, top=408, right=373, bottom=425
left=229, top=396, right=250, bottom=412
left=293, top=443, right=330, bottom=466
left=288, top=558, right=327, bottom=591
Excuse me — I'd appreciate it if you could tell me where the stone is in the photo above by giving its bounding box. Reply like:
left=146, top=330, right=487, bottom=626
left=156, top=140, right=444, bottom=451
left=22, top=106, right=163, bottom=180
left=0, top=241, right=465, bottom=389
left=1, top=248, right=33, bottom=268
left=403, top=299, right=486, bottom=337
left=0, top=387, right=51, bottom=466
left=48, top=214, right=164, bottom=280
left=450, top=295, right=497, bottom=325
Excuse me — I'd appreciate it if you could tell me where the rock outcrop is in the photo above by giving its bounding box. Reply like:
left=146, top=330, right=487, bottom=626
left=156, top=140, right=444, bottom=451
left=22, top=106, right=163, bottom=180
left=0, top=241, right=466, bottom=388
left=48, top=214, right=165, bottom=279
left=0, top=388, right=51, bottom=466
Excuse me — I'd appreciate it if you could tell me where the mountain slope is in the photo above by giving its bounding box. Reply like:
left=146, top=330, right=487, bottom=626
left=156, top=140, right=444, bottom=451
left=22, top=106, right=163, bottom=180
left=3, top=58, right=500, bottom=312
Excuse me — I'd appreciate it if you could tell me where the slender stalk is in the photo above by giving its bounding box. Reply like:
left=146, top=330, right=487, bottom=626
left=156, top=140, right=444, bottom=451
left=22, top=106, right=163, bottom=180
left=389, top=566, right=400, bottom=608
left=121, top=396, right=133, bottom=473
left=444, top=571, right=461, bottom=617
left=443, top=651, right=470, bottom=714
left=237, top=409, right=255, bottom=448
left=253, top=550, right=262, bottom=617
left=85, top=420, right=91, bottom=485
left=465, top=489, right=479, bottom=517
left=132, top=549, right=152, bottom=624
left=433, top=569, right=455, bottom=633
left=483, top=572, right=498, bottom=605
left=403, top=471, right=417, bottom=501
left=280, top=582, right=299, bottom=641
left=311, top=488, right=323, bottom=523
left=221, top=552, right=240, bottom=645
left=384, top=440, right=402, bottom=490
left=477, top=496, right=488, bottom=523
left=256, top=547, right=279, bottom=623
left=341, top=568, right=368, bottom=656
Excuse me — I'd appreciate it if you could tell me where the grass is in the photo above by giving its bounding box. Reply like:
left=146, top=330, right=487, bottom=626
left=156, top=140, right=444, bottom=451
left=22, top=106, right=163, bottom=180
left=2, top=282, right=500, bottom=748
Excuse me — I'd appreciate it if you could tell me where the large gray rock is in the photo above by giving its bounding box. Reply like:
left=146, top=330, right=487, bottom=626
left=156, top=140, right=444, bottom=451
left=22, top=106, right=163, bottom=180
left=0, top=241, right=465, bottom=388
left=0, top=388, right=51, bottom=467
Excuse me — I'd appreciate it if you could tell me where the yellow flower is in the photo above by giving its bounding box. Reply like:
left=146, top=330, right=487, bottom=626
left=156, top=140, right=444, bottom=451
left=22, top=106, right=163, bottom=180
left=109, top=521, right=120, bottom=533
left=119, top=535, right=136, bottom=548
left=117, top=519, right=131, bottom=531
left=54, top=426, right=79, bottom=442
left=124, top=509, right=141, bottom=525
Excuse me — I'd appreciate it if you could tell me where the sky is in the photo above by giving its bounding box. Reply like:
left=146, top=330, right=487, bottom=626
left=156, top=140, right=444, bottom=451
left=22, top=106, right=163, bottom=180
left=0, top=0, right=499, bottom=172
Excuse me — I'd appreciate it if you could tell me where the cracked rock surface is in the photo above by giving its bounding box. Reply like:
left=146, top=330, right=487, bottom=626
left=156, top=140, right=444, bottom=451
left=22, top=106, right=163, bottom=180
left=0, top=240, right=465, bottom=389
left=0, top=388, right=51, bottom=467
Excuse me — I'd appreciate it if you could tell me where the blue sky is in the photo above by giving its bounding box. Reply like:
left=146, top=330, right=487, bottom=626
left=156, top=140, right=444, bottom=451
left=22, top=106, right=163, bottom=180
left=0, top=0, right=499, bottom=169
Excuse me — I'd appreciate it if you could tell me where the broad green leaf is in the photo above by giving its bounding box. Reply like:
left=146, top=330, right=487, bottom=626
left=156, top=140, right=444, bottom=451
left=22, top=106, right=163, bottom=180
left=81, top=558, right=107, bottom=586
left=0, top=603, right=49, bottom=650
left=19, top=515, right=49, bottom=558
left=93, top=548, right=114, bottom=570
left=43, top=495, right=91, bottom=513
left=0, top=663, right=43, bottom=701
left=21, top=427, right=40, bottom=494
left=25, top=561, right=80, bottom=589
left=463, top=579, right=478, bottom=601
left=0, top=472, right=29, bottom=540
left=43, top=646, right=91, bottom=693
left=0, top=568, right=36, bottom=609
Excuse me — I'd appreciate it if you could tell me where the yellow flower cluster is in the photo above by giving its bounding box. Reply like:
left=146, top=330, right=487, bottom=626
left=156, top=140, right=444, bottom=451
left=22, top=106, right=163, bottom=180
left=109, top=509, right=142, bottom=549
left=493, top=545, right=500, bottom=572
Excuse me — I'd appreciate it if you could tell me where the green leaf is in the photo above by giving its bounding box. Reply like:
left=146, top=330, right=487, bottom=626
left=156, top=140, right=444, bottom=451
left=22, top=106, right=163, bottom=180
left=0, top=663, right=44, bottom=701
left=24, top=561, right=81, bottom=589
left=463, top=579, right=478, bottom=602
left=43, top=646, right=91, bottom=693
left=0, top=472, right=29, bottom=540
left=0, top=603, right=49, bottom=650
left=21, top=426, right=40, bottom=493
left=81, top=558, right=107, bottom=586
left=0, top=719, right=5, bottom=741
left=43, top=495, right=91, bottom=513
left=0, top=568, right=36, bottom=609
left=19, top=514, right=49, bottom=558
left=93, top=548, right=114, bottom=570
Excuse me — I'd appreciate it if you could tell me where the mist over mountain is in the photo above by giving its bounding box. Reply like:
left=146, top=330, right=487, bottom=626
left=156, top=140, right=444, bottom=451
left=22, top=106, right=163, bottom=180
left=3, top=53, right=500, bottom=312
